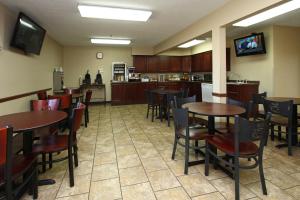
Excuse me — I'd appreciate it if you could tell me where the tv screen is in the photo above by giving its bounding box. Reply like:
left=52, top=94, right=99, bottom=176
left=234, top=33, right=266, bottom=57
left=10, top=13, right=46, bottom=55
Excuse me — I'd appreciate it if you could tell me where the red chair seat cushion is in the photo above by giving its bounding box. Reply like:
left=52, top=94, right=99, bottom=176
left=32, top=135, right=70, bottom=153
left=0, top=154, right=37, bottom=185
left=206, top=135, right=258, bottom=156
left=178, top=128, right=208, bottom=140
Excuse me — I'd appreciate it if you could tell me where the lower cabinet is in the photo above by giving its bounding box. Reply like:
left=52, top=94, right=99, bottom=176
left=227, top=84, right=259, bottom=102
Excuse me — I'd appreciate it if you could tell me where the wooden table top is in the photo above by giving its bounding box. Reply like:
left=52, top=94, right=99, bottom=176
left=0, top=111, right=67, bottom=133
left=182, top=102, right=246, bottom=117
left=151, top=89, right=181, bottom=95
left=266, top=97, right=300, bottom=105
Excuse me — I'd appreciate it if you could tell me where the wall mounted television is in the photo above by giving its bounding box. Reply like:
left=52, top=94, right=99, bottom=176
left=234, top=32, right=266, bottom=57
left=10, top=12, right=46, bottom=55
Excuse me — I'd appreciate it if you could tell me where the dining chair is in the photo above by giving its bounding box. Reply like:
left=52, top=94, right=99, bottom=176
left=0, top=126, right=38, bottom=200
left=84, top=90, right=92, bottom=127
left=31, top=99, right=60, bottom=172
left=263, top=99, right=294, bottom=155
left=32, top=103, right=86, bottom=187
left=252, top=92, right=267, bottom=120
left=48, top=94, right=72, bottom=111
left=145, top=90, right=160, bottom=122
left=181, top=87, right=189, bottom=98
left=166, top=91, right=184, bottom=127
left=171, top=105, right=208, bottom=174
left=37, top=91, right=47, bottom=100
left=205, top=113, right=271, bottom=200
left=174, top=95, right=208, bottom=128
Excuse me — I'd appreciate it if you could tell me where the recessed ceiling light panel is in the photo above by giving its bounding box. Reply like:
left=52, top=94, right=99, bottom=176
left=178, top=39, right=205, bottom=48
left=91, top=38, right=131, bottom=45
left=233, top=0, right=300, bottom=27
left=78, top=5, right=152, bottom=22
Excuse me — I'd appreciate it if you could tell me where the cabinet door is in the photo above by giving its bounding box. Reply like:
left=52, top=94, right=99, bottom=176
left=169, top=56, right=182, bottom=72
left=201, top=51, right=212, bottom=72
left=133, top=56, right=147, bottom=73
left=111, top=84, right=125, bottom=105
left=191, top=53, right=203, bottom=72
left=147, top=56, right=158, bottom=73
left=158, top=56, right=170, bottom=72
left=182, top=56, right=191, bottom=73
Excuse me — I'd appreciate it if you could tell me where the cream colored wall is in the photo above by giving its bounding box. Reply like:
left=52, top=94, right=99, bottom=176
left=191, top=40, right=213, bottom=54
left=62, top=46, right=133, bottom=101
left=0, top=3, right=63, bottom=115
left=154, top=0, right=284, bottom=54
left=159, top=48, right=191, bottom=56
left=229, top=26, right=274, bottom=95
left=273, top=26, right=300, bottom=97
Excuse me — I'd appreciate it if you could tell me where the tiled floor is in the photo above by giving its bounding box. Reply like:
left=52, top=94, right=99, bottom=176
left=22, top=104, right=300, bottom=200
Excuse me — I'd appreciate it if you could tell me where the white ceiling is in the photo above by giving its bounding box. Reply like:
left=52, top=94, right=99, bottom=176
left=0, top=0, right=230, bottom=46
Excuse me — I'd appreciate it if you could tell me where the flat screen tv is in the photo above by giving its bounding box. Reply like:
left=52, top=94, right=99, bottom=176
left=234, top=32, right=266, bottom=57
left=10, top=13, right=46, bottom=55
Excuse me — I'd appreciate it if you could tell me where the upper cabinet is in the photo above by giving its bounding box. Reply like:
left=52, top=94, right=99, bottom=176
left=132, top=48, right=230, bottom=73
left=133, top=55, right=147, bottom=73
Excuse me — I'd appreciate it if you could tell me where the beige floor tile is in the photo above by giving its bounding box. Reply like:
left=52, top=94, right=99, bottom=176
left=94, top=152, right=117, bottom=165
left=192, top=192, right=226, bottom=200
left=95, top=143, right=115, bottom=153
left=147, top=169, right=180, bottom=191
left=178, top=173, right=216, bottom=197
left=56, top=193, right=89, bottom=200
left=155, top=187, right=191, bottom=200
left=210, top=177, right=256, bottom=200
left=141, top=156, right=168, bottom=172
left=57, top=174, right=91, bottom=198
left=71, top=160, right=93, bottom=176
left=92, top=163, right=119, bottom=181
left=285, top=186, right=300, bottom=199
left=119, top=166, right=148, bottom=186
left=116, top=145, right=137, bottom=156
left=136, top=147, right=160, bottom=159
left=167, top=160, right=200, bottom=176
left=117, top=153, right=142, bottom=169
left=89, top=178, right=122, bottom=200
left=122, top=182, right=156, bottom=200
left=247, top=180, right=294, bottom=200
left=264, top=168, right=300, bottom=189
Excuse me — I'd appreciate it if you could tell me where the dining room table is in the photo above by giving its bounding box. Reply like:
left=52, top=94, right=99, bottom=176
left=266, top=97, right=300, bottom=146
left=182, top=101, right=246, bottom=176
left=0, top=110, right=68, bottom=185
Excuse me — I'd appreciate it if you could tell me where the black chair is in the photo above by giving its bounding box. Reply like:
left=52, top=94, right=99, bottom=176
left=205, top=113, right=271, bottom=200
left=263, top=99, right=294, bottom=155
left=0, top=126, right=38, bottom=200
left=171, top=105, right=208, bottom=175
left=181, top=87, right=189, bottom=98
left=216, top=98, right=253, bottom=135
left=174, top=95, right=208, bottom=128
left=145, top=90, right=160, bottom=122
left=166, top=92, right=184, bottom=127
left=252, top=92, right=267, bottom=120
left=84, top=90, right=92, bottom=127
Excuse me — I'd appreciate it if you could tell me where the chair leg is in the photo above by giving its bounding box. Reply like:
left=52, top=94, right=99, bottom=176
left=171, top=136, right=178, bottom=160
left=195, top=140, right=199, bottom=154
left=204, top=141, right=209, bottom=176
left=151, top=106, right=155, bottom=122
left=49, top=153, right=53, bottom=169
left=258, top=156, right=267, bottom=195
left=167, top=108, right=171, bottom=127
left=87, top=108, right=89, bottom=123
left=85, top=110, right=88, bottom=127
left=68, top=147, right=75, bottom=187
left=270, top=125, right=274, bottom=141
left=42, top=153, right=46, bottom=173
left=234, top=155, right=240, bottom=200
left=184, top=137, right=190, bottom=175
left=288, top=127, right=292, bottom=156
left=146, top=105, right=150, bottom=118
left=278, top=126, right=282, bottom=141
left=33, top=163, right=38, bottom=199
left=74, top=145, right=79, bottom=167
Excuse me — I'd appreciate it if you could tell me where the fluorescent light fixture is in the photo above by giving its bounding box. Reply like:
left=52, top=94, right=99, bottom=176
left=91, top=38, right=131, bottom=45
left=78, top=5, right=152, bottom=22
left=233, top=0, right=300, bottom=27
left=178, top=39, right=205, bottom=48
left=20, top=18, right=36, bottom=30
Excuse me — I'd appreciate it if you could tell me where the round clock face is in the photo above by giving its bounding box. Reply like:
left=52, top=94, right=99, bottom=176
left=96, top=52, right=103, bottom=59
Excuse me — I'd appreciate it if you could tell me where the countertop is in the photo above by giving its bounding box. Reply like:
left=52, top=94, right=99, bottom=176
left=111, top=80, right=259, bottom=85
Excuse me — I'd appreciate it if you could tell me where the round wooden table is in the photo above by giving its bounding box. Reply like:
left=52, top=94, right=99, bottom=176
left=0, top=110, right=67, bottom=185
left=266, top=97, right=300, bottom=145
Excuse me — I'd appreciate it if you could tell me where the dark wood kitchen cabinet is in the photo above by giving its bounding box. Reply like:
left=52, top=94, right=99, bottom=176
left=169, top=56, right=182, bottom=72
left=227, top=83, right=259, bottom=102
left=147, top=56, right=158, bottom=73
left=182, top=56, right=191, bottom=72
left=111, top=84, right=125, bottom=105
left=158, top=56, right=170, bottom=72
left=186, top=82, right=202, bottom=101
left=133, top=55, right=147, bottom=73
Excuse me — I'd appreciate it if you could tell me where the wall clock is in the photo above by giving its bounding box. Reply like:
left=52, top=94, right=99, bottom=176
left=96, top=52, right=103, bottom=59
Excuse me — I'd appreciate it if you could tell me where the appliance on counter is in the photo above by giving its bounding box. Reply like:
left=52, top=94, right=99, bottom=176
left=191, top=74, right=204, bottom=81
left=112, top=62, right=128, bottom=82
left=201, top=83, right=213, bottom=102
left=53, top=71, right=64, bottom=92
left=127, top=67, right=141, bottom=82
